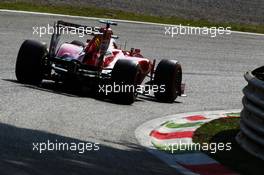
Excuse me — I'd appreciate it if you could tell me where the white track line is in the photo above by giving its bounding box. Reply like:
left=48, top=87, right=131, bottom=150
left=1, top=9, right=264, bottom=36
left=135, top=109, right=240, bottom=175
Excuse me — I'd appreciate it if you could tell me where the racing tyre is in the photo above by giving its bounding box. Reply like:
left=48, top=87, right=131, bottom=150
left=15, top=40, right=47, bottom=85
left=70, top=40, right=85, bottom=47
left=111, top=59, right=140, bottom=104
left=154, top=59, right=182, bottom=103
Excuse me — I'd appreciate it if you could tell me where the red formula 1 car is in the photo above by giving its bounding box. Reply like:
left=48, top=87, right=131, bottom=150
left=15, top=20, right=183, bottom=104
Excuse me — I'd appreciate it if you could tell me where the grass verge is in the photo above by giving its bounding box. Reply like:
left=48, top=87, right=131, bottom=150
left=0, top=2, right=264, bottom=33
left=193, top=117, right=264, bottom=175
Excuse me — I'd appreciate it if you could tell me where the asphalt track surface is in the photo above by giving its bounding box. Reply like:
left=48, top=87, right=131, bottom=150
left=0, top=11, right=264, bottom=175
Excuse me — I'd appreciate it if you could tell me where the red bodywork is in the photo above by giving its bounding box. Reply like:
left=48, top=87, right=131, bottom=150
left=56, top=25, right=153, bottom=83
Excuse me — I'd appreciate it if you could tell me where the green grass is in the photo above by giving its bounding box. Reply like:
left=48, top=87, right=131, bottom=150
left=193, top=117, right=264, bottom=175
left=1, top=2, right=264, bottom=33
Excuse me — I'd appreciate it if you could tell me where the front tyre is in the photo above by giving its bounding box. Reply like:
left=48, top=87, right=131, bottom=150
left=15, top=40, right=47, bottom=85
left=70, top=40, right=85, bottom=47
left=154, top=59, right=182, bottom=103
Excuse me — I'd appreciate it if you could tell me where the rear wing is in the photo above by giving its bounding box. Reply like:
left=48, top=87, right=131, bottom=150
left=57, top=20, right=101, bottom=35
left=48, top=20, right=118, bottom=58
left=48, top=20, right=100, bottom=58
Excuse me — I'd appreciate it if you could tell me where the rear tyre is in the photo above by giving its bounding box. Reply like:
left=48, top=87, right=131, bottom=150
left=15, top=40, right=47, bottom=85
left=154, top=59, right=182, bottom=103
left=111, top=59, right=140, bottom=104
